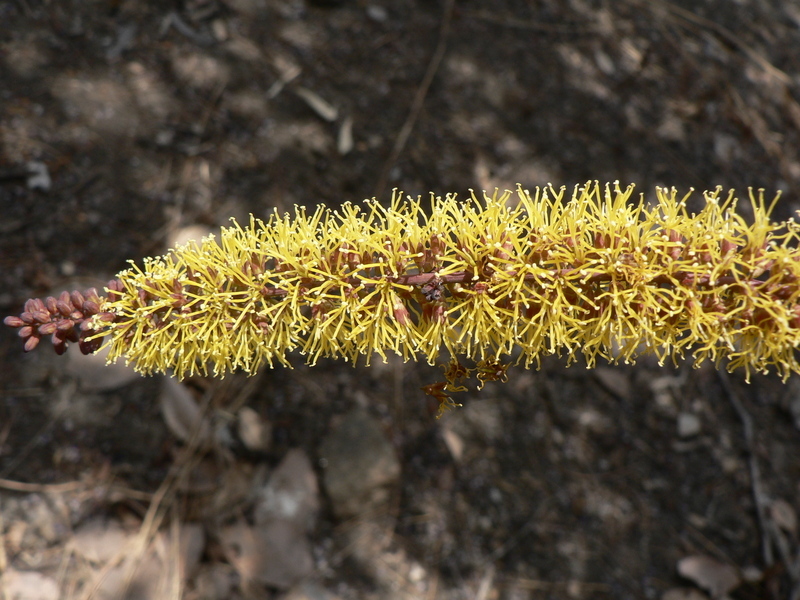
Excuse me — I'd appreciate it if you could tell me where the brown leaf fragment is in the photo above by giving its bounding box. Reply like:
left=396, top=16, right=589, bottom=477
left=295, top=86, right=338, bottom=122
left=677, top=555, right=740, bottom=598
left=768, top=498, right=797, bottom=537
left=159, top=377, right=212, bottom=446
left=219, top=520, right=313, bottom=590
left=662, top=588, right=710, bottom=600
left=593, top=367, right=632, bottom=399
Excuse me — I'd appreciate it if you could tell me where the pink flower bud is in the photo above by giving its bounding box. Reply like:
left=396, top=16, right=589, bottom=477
left=82, top=300, right=100, bottom=314
left=56, top=300, right=73, bottom=317
left=4, top=316, right=25, bottom=328
left=392, top=296, right=411, bottom=327
left=31, top=310, right=51, bottom=324
left=56, top=319, right=74, bottom=332
left=38, top=322, right=58, bottom=335
left=23, top=335, right=40, bottom=352
left=71, top=291, right=85, bottom=308
left=45, top=296, right=58, bottom=314
left=720, top=238, right=737, bottom=255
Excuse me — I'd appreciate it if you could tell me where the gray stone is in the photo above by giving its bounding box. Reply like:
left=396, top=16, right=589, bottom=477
left=319, top=410, right=400, bottom=518
left=255, top=448, right=319, bottom=532
left=281, top=581, right=341, bottom=600
left=219, top=520, right=313, bottom=590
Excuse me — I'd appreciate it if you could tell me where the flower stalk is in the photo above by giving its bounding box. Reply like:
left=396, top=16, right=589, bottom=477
left=6, top=182, right=800, bottom=413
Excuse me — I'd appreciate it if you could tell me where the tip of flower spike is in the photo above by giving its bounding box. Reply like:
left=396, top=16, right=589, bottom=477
left=4, top=284, right=118, bottom=356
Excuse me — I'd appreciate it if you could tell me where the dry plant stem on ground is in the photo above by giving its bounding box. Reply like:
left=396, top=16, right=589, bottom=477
left=5, top=182, right=800, bottom=411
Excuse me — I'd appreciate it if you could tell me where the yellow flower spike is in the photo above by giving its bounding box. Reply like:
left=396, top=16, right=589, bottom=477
left=6, top=182, right=800, bottom=391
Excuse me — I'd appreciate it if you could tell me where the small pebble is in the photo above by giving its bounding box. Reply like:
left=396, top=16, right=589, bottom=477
left=366, top=5, right=388, bottom=22
left=677, top=411, right=701, bottom=438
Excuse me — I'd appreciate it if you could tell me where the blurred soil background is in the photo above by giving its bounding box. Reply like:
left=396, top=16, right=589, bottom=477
left=2, top=0, right=800, bottom=599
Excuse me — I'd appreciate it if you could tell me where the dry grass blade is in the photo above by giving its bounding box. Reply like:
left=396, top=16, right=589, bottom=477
left=630, top=0, right=791, bottom=85
left=373, top=0, right=455, bottom=199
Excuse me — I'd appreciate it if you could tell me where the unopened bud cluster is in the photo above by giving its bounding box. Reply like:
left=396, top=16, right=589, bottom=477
left=4, top=287, right=113, bottom=355
left=6, top=182, right=800, bottom=401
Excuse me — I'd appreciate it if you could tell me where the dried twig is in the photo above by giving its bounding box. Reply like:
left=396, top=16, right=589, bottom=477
left=0, top=478, right=153, bottom=502
left=373, top=0, right=455, bottom=199
left=77, top=384, right=212, bottom=600
left=717, top=371, right=772, bottom=565
left=629, top=0, right=791, bottom=85
left=718, top=371, right=800, bottom=599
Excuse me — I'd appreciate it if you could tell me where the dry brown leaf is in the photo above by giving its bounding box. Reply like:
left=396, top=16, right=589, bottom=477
left=237, top=406, right=271, bottom=453
left=441, top=426, right=465, bottom=462
left=85, top=522, right=205, bottom=600
left=66, top=340, right=139, bottom=392
left=219, top=520, right=313, bottom=590
left=155, top=522, right=205, bottom=581
left=337, top=115, right=353, bottom=155
left=295, top=87, right=338, bottom=122
left=71, top=517, right=132, bottom=563
left=769, top=498, right=798, bottom=537
left=93, top=555, right=165, bottom=600
left=159, top=377, right=212, bottom=446
left=593, top=367, right=631, bottom=399
left=677, top=555, right=740, bottom=598
left=662, top=588, right=709, bottom=600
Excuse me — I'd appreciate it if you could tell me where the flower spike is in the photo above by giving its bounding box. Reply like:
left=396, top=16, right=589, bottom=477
left=5, top=182, right=800, bottom=387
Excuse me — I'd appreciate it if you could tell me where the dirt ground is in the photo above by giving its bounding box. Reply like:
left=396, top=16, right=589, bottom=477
left=2, top=0, right=800, bottom=599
